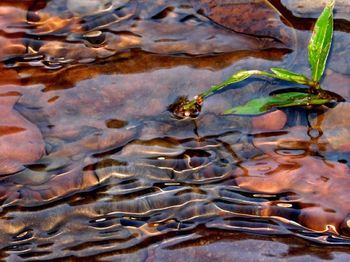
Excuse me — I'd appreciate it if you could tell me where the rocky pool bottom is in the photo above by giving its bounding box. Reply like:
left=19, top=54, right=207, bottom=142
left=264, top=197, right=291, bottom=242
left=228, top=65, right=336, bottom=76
left=1, top=0, right=350, bottom=261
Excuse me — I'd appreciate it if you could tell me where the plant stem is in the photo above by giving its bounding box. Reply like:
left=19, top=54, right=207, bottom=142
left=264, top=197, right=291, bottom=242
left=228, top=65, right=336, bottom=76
left=181, top=70, right=321, bottom=115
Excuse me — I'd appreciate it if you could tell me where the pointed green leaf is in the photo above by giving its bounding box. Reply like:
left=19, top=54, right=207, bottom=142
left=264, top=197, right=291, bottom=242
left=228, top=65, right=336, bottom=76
left=270, top=68, right=311, bottom=85
left=224, top=92, right=330, bottom=115
left=308, top=0, right=334, bottom=83
left=224, top=96, right=275, bottom=115
left=216, top=70, right=259, bottom=89
left=200, top=70, right=262, bottom=98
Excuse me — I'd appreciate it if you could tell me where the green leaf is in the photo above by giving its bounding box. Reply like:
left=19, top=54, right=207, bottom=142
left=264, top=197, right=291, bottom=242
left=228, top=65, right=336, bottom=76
left=270, top=68, right=311, bottom=85
left=200, top=68, right=317, bottom=100
left=308, top=0, right=334, bottom=83
left=201, top=70, right=261, bottom=98
left=224, top=92, right=330, bottom=115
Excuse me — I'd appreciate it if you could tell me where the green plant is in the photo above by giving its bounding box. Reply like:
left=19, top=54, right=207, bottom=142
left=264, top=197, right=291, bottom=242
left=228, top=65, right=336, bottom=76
left=170, top=0, right=342, bottom=118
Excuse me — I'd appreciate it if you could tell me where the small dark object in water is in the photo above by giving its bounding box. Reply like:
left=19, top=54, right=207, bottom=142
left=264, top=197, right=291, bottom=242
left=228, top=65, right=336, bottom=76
left=168, top=96, right=202, bottom=119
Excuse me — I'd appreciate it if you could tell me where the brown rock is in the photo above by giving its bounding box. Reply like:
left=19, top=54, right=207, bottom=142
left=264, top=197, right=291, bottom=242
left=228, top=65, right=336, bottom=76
left=0, top=65, right=20, bottom=85
left=0, top=2, right=30, bottom=61
left=195, top=0, right=295, bottom=48
left=235, top=124, right=350, bottom=235
left=235, top=153, right=350, bottom=234
left=314, top=103, right=350, bottom=152
left=252, top=110, right=287, bottom=131
left=0, top=92, right=45, bottom=175
left=281, top=0, right=350, bottom=20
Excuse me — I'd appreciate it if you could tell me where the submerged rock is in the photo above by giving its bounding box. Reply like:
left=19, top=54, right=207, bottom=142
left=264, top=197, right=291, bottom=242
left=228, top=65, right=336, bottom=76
left=228, top=121, right=350, bottom=236
left=195, top=0, right=295, bottom=48
left=281, top=0, right=350, bottom=20
left=0, top=92, right=45, bottom=175
left=235, top=154, right=350, bottom=235
left=67, top=0, right=117, bottom=15
left=1, top=0, right=295, bottom=66
left=252, top=110, right=287, bottom=131
left=313, top=102, right=350, bottom=152
left=0, top=2, right=28, bottom=61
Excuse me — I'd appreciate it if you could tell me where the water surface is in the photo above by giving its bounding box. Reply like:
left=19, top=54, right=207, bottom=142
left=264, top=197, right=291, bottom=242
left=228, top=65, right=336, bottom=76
left=1, top=0, right=350, bottom=261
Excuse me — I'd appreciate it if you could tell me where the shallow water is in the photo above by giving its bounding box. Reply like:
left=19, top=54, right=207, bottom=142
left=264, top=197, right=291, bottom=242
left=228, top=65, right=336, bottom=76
left=1, top=0, right=350, bottom=261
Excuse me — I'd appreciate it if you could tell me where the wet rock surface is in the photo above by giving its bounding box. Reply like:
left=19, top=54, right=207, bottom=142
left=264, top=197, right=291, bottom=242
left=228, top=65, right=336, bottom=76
left=195, top=0, right=295, bottom=48
left=0, top=0, right=294, bottom=67
left=281, top=0, right=350, bottom=20
left=313, top=103, right=350, bottom=152
left=0, top=90, right=45, bottom=175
